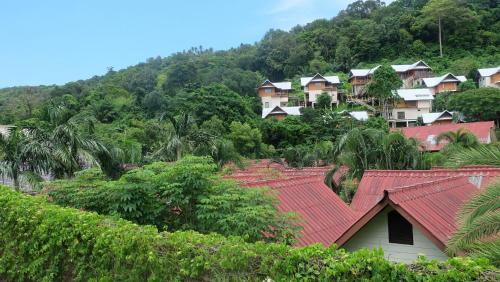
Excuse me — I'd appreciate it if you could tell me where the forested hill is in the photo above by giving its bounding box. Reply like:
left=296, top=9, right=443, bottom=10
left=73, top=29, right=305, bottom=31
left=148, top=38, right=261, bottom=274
left=1, top=0, right=499, bottom=123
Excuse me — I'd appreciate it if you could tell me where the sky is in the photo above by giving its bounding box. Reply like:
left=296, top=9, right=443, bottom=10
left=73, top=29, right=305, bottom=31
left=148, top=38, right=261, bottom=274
left=0, top=0, right=360, bottom=87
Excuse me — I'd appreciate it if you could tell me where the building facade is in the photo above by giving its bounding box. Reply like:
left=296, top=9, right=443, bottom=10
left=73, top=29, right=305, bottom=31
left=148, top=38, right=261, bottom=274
left=478, top=66, right=500, bottom=88
left=300, top=74, right=340, bottom=107
left=258, top=80, right=292, bottom=109
left=422, top=73, right=467, bottom=95
left=389, top=88, right=433, bottom=128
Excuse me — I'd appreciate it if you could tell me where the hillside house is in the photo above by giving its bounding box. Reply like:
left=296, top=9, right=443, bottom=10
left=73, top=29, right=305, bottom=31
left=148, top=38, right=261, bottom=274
left=420, top=110, right=454, bottom=125
left=300, top=74, right=340, bottom=107
left=392, top=61, right=433, bottom=88
left=348, top=66, right=379, bottom=96
left=258, top=80, right=292, bottom=110
left=422, top=73, right=467, bottom=95
left=226, top=161, right=500, bottom=263
left=477, top=66, right=500, bottom=88
left=389, top=88, right=433, bottom=128
left=261, top=106, right=302, bottom=120
left=396, top=121, right=496, bottom=151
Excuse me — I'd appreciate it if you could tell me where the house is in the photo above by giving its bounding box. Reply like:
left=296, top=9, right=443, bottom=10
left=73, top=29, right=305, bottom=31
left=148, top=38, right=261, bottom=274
left=258, top=80, right=292, bottom=110
left=396, top=121, right=496, bottom=151
left=262, top=106, right=302, bottom=120
left=338, top=167, right=500, bottom=263
left=348, top=66, right=379, bottom=96
left=226, top=161, right=500, bottom=263
left=422, top=73, right=467, bottom=95
left=300, top=74, right=340, bottom=107
left=477, top=66, right=500, bottom=88
left=391, top=61, right=433, bottom=88
left=421, top=110, right=454, bottom=125
left=389, top=88, right=434, bottom=128
left=348, top=61, right=432, bottom=96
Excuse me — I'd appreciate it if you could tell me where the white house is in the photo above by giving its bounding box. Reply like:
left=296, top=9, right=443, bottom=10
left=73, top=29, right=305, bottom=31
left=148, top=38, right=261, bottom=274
left=257, top=80, right=292, bottom=110
left=422, top=73, right=467, bottom=95
left=477, top=66, right=500, bottom=88
left=390, top=88, right=433, bottom=128
left=391, top=61, right=433, bottom=88
left=300, top=74, right=340, bottom=107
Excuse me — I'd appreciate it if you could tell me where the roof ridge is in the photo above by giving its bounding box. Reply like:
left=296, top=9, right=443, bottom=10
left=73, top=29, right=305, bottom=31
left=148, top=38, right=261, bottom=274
left=388, top=176, right=470, bottom=204
left=244, top=175, right=325, bottom=187
left=387, top=176, right=461, bottom=193
left=364, top=167, right=500, bottom=175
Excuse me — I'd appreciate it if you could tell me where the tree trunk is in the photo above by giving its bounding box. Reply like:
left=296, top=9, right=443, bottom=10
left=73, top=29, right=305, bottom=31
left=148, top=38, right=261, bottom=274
left=438, top=16, right=443, bottom=57
left=176, top=146, right=182, bottom=161
left=13, top=176, right=19, bottom=191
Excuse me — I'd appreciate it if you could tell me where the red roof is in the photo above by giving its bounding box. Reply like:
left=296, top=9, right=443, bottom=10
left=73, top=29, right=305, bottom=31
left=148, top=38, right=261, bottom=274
left=351, top=167, right=500, bottom=214
left=394, top=121, right=495, bottom=151
left=226, top=161, right=500, bottom=250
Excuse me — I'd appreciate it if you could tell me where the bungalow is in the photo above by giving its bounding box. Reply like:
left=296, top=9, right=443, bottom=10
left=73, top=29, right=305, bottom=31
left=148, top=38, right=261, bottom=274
left=300, top=74, right=340, bottom=107
left=261, top=106, right=302, bottom=120
left=348, top=61, right=432, bottom=96
left=422, top=73, right=467, bottom=95
left=477, top=66, right=500, bottom=88
left=348, top=66, right=379, bottom=96
left=396, top=121, right=496, bottom=151
left=420, top=110, right=454, bottom=125
left=258, top=80, right=292, bottom=110
left=392, top=60, right=433, bottom=88
left=338, top=167, right=500, bottom=263
left=389, top=88, right=433, bottom=128
left=227, top=161, right=500, bottom=263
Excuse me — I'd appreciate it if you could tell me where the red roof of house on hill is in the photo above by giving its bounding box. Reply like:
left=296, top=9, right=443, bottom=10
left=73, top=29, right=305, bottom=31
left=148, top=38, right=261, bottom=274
left=225, top=160, right=500, bottom=250
left=394, top=121, right=495, bottom=151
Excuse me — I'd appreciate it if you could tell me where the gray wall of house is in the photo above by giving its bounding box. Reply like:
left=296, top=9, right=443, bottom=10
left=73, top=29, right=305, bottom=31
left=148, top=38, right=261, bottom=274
left=342, top=207, right=448, bottom=263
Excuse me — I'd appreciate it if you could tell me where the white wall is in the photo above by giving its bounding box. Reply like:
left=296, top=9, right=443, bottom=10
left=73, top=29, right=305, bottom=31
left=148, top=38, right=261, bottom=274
left=392, top=106, right=431, bottom=121
left=479, top=76, right=499, bottom=88
left=261, top=96, right=288, bottom=108
left=306, top=90, right=338, bottom=104
left=343, top=207, right=448, bottom=263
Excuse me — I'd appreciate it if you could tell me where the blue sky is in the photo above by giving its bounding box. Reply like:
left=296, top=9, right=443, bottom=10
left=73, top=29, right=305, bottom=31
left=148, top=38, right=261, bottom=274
left=0, top=0, right=359, bottom=87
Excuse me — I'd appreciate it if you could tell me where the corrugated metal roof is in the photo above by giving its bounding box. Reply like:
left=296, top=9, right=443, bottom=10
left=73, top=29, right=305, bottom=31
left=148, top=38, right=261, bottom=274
left=395, top=88, right=434, bottom=101
left=421, top=111, right=453, bottom=124
left=262, top=106, right=302, bottom=119
left=422, top=73, right=467, bottom=87
left=395, top=121, right=495, bottom=151
left=300, top=74, right=340, bottom=86
left=387, top=176, right=483, bottom=245
left=478, top=66, right=500, bottom=77
left=351, top=167, right=500, bottom=214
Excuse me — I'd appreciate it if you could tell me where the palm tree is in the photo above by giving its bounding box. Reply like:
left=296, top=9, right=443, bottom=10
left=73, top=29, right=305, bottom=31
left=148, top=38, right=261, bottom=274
left=154, top=113, right=194, bottom=161
left=330, top=128, right=425, bottom=202
left=444, top=145, right=500, bottom=168
left=0, top=128, right=51, bottom=190
left=437, top=128, right=479, bottom=148
left=447, top=181, right=499, bottom=265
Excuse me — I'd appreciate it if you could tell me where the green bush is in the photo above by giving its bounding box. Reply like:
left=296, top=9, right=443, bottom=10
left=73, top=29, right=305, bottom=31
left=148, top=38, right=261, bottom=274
left=0, top=185, right=498, bottom=281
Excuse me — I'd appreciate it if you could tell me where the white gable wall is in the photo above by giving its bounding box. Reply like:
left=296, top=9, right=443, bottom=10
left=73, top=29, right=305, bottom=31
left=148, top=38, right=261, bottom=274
left=261, top=96, right=288, bottom=108
left=343, top=207, right=448, bottom=263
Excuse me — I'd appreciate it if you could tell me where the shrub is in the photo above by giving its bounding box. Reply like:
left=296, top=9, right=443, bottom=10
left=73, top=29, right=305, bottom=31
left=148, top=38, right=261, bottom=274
left=0, top=185, right=498, bottom=281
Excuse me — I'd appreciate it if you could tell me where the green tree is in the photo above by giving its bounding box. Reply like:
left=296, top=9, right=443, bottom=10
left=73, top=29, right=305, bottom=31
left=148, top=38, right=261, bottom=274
left=229, top=122, right=262, bottom=158
left=154, top=113, right=195, bottom=161
left=366, top=65, right=402, bottom=118
left=447, top=88, right=500, bottom=123
left=447, top=180, right=499, bottom=265
left=0, top=128, right=51, bottom=190
left=419, top=0, right=478, bottom=57
left=445, top=145, right=500, bottom=168
left=437, top=129, right=479, bottom=148
left=316, top=92, right=332, bottom=109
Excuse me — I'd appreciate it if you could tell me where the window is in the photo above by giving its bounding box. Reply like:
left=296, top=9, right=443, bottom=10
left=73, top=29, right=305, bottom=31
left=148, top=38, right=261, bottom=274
left=264, top=88, right=272, bottom=94
left=387, top=210, right=413, bottom=245
left=315, top=82, right=322, bottom=88
left=280, top=102, right=287, bottom=107
left=397, top=111, right=405, bottom=120
left=264, top=102, right=269, bottom=108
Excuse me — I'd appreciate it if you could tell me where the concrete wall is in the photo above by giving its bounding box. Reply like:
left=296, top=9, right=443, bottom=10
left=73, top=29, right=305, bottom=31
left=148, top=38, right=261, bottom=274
left=261, top=96, right=288, bottom=108
left=343, top=207, right=448, bottom=263
left=392, top=106, right=431, bottom=121
left=479, top=76, right=499, bottom=88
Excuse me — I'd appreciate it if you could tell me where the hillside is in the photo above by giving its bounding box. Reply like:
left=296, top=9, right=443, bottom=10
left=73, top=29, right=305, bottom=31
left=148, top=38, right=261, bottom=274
left=1, top=0, right=499, bottom=123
